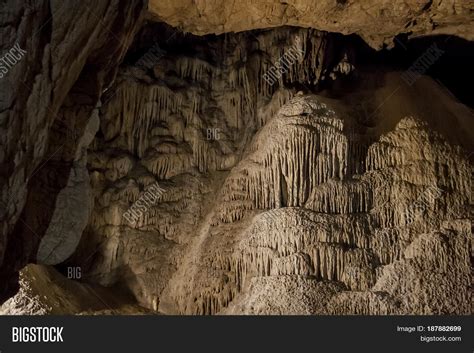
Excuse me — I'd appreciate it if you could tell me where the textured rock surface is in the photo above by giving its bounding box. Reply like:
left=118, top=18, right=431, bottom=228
left=157, top=93, right=471, bottom=315
left=0, top=0, right=146, bottom=302
left=0, top=264, right=153, bottom=315
left=0, top=2, right=472, bottom=315
left=70, top=26, right=335, bottom=309
left=73, top=23, right=472, bottom=315
left=148, top=0, right=474, bottom=48
left=36, top=107, right=100, bottom=265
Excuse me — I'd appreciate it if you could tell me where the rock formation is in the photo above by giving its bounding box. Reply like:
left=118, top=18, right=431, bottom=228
left=147, top=0, right=474, bottom=48
left=0, top=264, right=153, bottom=315
left=0, top=0, right=147, bottom=302
left=157, top=93, right=472, bottom=315
left=0, top=1, right=472, bottom=315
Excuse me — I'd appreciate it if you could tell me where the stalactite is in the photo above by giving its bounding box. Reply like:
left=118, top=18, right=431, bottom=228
left=103, top=83, right=183, bottom=157
left=176, top=56, right=211, bottom=81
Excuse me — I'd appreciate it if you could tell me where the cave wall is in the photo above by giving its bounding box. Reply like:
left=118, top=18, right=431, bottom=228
left=0, top=0, right=147, bottom=302
left=70, top=25, right=347, bottom=308
left=71, top=23, right=472, bottom=314
left=0, top=2, right=472, bottom=315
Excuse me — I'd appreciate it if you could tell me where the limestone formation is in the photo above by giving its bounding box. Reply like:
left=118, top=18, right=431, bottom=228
left=0, top=1, right=472, bottom=316
left=157, top=94, right=472, bottom=315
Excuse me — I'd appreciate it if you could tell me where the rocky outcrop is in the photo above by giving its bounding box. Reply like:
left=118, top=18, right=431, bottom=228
left=0, top=264, right=153, bottom=315
left=148, top=0, right=474, bottom=48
